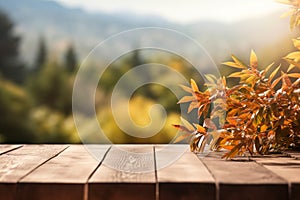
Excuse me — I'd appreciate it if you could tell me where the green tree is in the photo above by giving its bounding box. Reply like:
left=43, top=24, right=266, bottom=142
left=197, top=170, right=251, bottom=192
left=64, top=45, right=77, bottom=73
left=34, top=36, right=47, bottom=72
left=0, top=77, right=35, bottom=143
left=27, top=62, right=72, bottom=115
left=0, top=11, right=25, bottom=83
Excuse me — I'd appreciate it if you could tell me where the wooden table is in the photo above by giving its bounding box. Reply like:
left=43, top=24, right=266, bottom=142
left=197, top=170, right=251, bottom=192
left=0, top=144, right=299, bottom=200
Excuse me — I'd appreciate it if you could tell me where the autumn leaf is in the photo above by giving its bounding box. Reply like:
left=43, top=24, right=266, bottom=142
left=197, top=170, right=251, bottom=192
left=250, top=50, right=258, bottom=69
left=190, top=79, right=199, bottom=93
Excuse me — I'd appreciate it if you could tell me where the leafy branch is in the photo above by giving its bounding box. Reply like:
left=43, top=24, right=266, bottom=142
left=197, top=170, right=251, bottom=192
left=173, top=1, right=300, bottom=159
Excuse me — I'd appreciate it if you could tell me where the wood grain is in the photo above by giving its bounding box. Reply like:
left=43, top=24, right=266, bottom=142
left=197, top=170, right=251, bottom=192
left=89, top=145, right=156, bottom=200
left=202, top=155, right=289, bottom=200
left=156, top=145, right=215, bottom=200
left=0, top=145, right=67, bottom=200
left=17, top=145, right=110, bottom=200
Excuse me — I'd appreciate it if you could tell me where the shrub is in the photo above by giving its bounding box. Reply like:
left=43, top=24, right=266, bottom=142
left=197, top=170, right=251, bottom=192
left=173, top=1, right=300, bottom=159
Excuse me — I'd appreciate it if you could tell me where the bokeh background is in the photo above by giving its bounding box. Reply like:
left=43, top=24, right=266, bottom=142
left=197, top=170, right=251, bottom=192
left=0, top=0, right=297, bottom=143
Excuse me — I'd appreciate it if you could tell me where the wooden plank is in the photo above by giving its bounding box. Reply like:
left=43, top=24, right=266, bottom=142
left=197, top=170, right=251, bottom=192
left=285, top=151, right=300, bottom=159
left=0, top=145, right=67, bottom=200
left=89, top=145, right=156, bottom=200
left=18, top=145, right=110, bottom=200
left=253, top=157, right=300, bottom=200
left=202, top=154, right=289, bottom=200
left=156, top=145, right=215, bottom=200
left=0, top=145, right=22, bottom=155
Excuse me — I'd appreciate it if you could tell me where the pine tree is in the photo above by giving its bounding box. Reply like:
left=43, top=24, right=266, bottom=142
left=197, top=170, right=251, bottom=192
left=64, top=45, right=77, bottom=73
left=0, top=11, right=24, bottom=83
left=34, top=36, right=47, bottom=72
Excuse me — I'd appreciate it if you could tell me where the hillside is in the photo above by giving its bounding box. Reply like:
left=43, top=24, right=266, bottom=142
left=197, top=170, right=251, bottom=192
left=0, top=0, right=297, bottom=66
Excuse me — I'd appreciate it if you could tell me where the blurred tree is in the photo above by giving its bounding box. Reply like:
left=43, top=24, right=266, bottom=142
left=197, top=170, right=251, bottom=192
left=64, top=44, right=77, bottom=73
left=33, top=36, right=47, bottom=72
left=0, top=11, right=25, bottom=84
left=0, top=77, right=35, bottom=143
left=27, top=62, right=72, bottom=115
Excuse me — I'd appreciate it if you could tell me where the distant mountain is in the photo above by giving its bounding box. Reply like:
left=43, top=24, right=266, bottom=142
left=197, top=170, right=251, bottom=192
left=0, top=0, right=297, bottom=67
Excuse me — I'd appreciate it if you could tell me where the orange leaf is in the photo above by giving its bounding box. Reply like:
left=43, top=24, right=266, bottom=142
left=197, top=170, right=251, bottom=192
left=194, top=124, right=206, bottom=133
left=172, top=124, right=194, bottom=133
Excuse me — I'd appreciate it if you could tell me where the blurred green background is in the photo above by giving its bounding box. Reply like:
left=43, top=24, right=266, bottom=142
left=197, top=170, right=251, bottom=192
left=0, top=0, right=297, bottom=143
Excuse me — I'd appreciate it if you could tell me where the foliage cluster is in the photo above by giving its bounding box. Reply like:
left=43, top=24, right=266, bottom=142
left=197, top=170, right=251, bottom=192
left=174, top=1, right=300, bottom=158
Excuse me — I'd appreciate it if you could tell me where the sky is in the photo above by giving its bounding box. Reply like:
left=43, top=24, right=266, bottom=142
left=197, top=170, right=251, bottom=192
left=54, top=0, right=286, bottom=24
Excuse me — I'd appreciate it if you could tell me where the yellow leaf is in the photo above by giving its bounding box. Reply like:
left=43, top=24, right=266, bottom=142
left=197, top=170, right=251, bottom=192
left=271, top=76, right=282, bottom=89
left=188, top=101, right=198, bottom=113
left=288, top=64, right=295, bottom=72
left=173, top=133, right=191, bottom=143
left=228, top=71, right=244, bottom=78
left=287, top=73, right=300, bottom=78
left=292, top=39, right=300, bottom=50
left=285, top=51, right=300, bottom=59
left=180, top=117, right=195, bottom=132
left=232, top=55, right=247, bottom=69
left=262, top=62, right=274, bottom=77
left=178, top=96, right=195, bottom=104
left=284, top=58, right=300, bottom=70
left=204, top=74, right=217, bottom=84
left=245, top=75, right=256, bottom=86
left=269, top=65, right=281, bottom=83
left=222, top=61, right=245, bottom=69
left=179, top=84, right=192, bottom=93
left=190, top=79, right=199, bottom=92
left=280, top=10, right=294, bottom=18
left=250, top=50, right=258, bottom=69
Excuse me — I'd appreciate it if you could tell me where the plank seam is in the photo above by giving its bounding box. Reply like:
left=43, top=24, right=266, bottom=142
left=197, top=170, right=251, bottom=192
left=83, top=145, right=112, bottom=200
left=15, top=145, right=70, bottom=198
left=251, top=158, right=290, bottom=200
left=153, top=146, right=159, bottom=200
left=198, top=157, right=219, bottom=200
left=17, top=145, right=70, bottom=183
left=0, top=145, right=23, bottom=156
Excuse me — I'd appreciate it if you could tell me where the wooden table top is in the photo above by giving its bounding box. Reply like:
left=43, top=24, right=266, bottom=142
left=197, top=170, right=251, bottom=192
left=0, top=144, right=299, bottom=200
